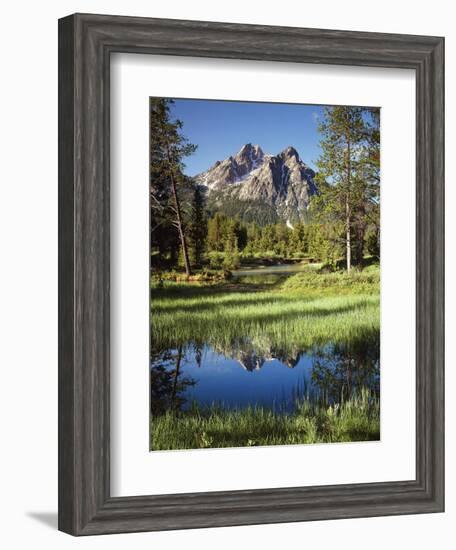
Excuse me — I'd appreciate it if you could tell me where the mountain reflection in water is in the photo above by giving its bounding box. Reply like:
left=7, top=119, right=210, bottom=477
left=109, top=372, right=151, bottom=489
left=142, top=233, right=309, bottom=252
left=150, top=338, right=379, bottom=414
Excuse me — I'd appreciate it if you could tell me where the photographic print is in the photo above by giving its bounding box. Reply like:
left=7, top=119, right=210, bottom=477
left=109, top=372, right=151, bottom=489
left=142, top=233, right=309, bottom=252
left=150, top=98, right=380, bottom=451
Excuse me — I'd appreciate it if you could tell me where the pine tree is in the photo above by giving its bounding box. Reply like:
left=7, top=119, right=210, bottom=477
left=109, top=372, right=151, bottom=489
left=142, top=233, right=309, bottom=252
left=189, top=186, right=207, bottom=266
left=314, top=106, right=378, bottom=271
left=361, top=108, right=380, bottom=258
left=222, top=237, right=233, bottom=270
left=149, top=98, right=196, bottom=276
left=222, top=233, right=240, bottom=271
left=232, top=238, right=240, bottom=269
left=207, top=212, right=225, bottom=252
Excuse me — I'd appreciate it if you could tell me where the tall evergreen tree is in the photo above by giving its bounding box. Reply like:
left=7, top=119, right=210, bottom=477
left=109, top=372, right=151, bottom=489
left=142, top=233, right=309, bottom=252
left=314, top=106, right=379, bottom=271
left=207, top=212, right=225, bottom=252
left=189, top=186, right=207, bottom=266
left=361, top=108, right=380, bottom=258
left=149, top=98, right=196, bottom=276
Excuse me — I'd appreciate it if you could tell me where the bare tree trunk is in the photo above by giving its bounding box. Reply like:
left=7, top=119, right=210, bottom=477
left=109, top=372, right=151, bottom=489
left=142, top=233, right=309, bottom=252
left=169, top=171, right=192, bottom=276
left=164, top=140, right=192, bottom=276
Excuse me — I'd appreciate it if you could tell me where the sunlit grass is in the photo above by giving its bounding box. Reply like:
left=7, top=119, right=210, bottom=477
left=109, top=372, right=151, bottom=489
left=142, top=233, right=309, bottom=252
left=151, top=266, right=380, bottom=351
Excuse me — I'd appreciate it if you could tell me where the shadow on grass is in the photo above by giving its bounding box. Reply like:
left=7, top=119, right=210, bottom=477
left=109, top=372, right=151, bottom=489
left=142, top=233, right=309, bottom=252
left=152, top=292, right=295, bottom=314
left=152, top=300, right=377, bottom=334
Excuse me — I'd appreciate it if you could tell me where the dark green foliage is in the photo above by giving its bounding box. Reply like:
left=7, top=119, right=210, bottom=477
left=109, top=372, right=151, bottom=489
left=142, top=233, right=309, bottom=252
left=222, top=235, right=240, bottom=270
left=311, top=106, right=380, bottom=271
left=149, top=98, right=197, bottom=275
left=189, top=186, right=207, bottom=266
left=207, top=212, right=225, bottom=252
left=365, top=226, right=380, bottom=258
left=207, top=213, right=244, bottom=255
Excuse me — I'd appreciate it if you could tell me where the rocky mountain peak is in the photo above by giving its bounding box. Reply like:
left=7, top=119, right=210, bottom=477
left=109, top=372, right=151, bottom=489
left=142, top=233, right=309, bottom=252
left=280, top=146, right=300, bottom=161
left=235, top=143, right=264, bottom=163
left=196, top=144, right=318, bottom=224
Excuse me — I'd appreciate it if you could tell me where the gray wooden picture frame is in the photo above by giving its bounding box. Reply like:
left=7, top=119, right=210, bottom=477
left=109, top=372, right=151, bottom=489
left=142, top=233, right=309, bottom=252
left=58, top=13, right=445, bottom=536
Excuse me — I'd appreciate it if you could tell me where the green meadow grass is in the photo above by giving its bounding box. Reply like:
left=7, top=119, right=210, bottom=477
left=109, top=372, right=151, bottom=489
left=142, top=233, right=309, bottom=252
left=151, top=266, right=380, bottom=352
left=150, top=389, right=380, bottom=450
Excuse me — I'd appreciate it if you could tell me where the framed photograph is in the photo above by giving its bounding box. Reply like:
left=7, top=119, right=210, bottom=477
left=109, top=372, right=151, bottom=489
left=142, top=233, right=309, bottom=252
left=58, top=13, right=444, bottom=535
left=148, top=98, right=382, bottom=452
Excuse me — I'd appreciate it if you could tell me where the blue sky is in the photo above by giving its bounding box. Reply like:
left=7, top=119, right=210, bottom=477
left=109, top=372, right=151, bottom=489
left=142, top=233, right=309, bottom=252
left=167, top=99, right=325, bottom=176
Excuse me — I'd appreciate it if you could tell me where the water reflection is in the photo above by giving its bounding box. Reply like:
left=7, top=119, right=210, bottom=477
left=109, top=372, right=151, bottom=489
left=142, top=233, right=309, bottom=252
left=311, top=339, right=379, bottom=404
left=150, top=337, right=379, bottom=414
left=149, top=347, right=196, bottom=415
left=214, top=340, right=303, bottom=371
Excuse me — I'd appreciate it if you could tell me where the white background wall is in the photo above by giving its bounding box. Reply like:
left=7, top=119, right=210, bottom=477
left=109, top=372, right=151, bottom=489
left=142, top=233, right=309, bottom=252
left=0, top=1, right=452, bottom=548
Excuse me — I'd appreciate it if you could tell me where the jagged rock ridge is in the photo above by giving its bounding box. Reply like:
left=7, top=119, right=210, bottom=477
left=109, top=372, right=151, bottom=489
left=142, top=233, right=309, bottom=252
left=196, top=143, right=318, bottom=223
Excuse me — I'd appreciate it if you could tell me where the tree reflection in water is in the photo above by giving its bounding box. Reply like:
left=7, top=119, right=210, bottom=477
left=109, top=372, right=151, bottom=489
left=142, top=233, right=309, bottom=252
left=149, top=346, right=196, bottom=415
left=310, top=338, right=380, bottom=404
left=150, top=335, right=379, bottom=414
